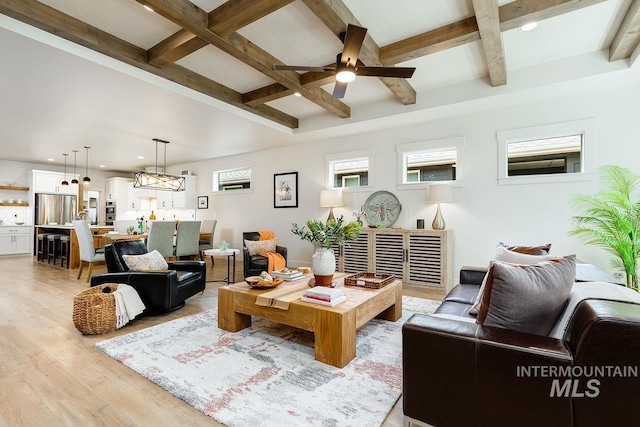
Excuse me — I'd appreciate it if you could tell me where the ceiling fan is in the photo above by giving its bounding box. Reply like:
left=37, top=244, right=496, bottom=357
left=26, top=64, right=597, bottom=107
left=275, top=24, right=416, bottom=99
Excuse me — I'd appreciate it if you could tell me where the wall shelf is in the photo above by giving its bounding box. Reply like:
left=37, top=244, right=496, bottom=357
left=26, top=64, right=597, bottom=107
left=0, top=202, right=29, bottom=207
left=0, top=185, right=29, bottom=191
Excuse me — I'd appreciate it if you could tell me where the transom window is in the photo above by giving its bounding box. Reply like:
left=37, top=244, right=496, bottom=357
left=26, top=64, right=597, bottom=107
left=397, top=137, right=464, bottom=188
left=212, top=166, right=252, bottom=192
left=326, top=150, right=373, bottom=189
left=506, top=134, right=582, bottom=176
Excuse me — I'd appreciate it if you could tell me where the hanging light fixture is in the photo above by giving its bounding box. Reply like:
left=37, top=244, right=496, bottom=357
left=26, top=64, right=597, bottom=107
left=133, top=138, right=185, bottom=191
left=82, top=146, right=91, bottom=187
left=61, top=153, right=69, bottom=186
left=71, top=150, right=79, bottom=184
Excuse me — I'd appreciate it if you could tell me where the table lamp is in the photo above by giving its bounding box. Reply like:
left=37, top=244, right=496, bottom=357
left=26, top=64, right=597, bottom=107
left=320, top=189, right=343, bottom=223
left=426, top=184, right=452, bottom=230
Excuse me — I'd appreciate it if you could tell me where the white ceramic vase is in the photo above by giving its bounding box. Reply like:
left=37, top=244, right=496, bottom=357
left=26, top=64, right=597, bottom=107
left=312, top=247, right=336, bottom=286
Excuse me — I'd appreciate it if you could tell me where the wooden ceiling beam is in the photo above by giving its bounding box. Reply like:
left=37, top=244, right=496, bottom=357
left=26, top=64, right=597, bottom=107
left=609, top=0, right=640, bottom=61
left=0, top=0, right=297, bottom=128
left=380, top=0, right=606, bottom=65
left=148, top=0, right=295, bottom=67
left=243, top=72, right=334, bottom=107
left=472, top=0, right=507, bottom=86
left=301, top=0, right=417, bottom=105
left=138, top=0, right=350, bottom=118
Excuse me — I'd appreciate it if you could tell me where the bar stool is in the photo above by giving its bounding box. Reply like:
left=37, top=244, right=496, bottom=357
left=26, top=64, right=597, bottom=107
left=47, top=234, right=62, bottom=265
left=59, top=235, right=70, bottom=269
left=37, top=233, right=50, bottom=262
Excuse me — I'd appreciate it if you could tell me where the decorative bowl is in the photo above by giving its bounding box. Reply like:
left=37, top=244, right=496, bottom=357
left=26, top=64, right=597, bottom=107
left=245, top=276, right=284, bottom=289
left=14, top=222, right=25, bottom=225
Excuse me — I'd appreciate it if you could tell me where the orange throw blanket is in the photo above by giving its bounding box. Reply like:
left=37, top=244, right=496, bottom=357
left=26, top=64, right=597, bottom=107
left=257, top=229, right=284, bottom=273
left=259, top=251, right=286, bottom=274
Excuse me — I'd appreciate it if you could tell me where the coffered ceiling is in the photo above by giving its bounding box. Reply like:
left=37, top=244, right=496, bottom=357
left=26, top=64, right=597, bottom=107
left=0, top=0, right=638, bottom=173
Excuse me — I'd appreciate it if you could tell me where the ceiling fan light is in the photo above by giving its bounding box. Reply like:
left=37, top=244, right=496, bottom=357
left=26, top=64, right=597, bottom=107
left=336, top=70, right=356, bottom=83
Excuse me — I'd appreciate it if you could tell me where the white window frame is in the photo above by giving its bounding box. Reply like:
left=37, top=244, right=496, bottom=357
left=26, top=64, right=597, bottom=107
left=497, top=118, right=596, bottom=185
left=325, top=149, right=374, bottom=191
left=212, top=164, right=253, bottom=194
left=406, top=169, right=420, bottom=182
left=342, top=174, right=361, bottom=187
left=396, top=136, right=464, bottom=190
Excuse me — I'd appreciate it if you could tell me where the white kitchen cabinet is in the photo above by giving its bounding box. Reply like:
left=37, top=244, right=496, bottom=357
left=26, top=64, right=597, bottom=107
left=31, top=170, right=78, bottom=195
left=0, top=226, right=31, bottom=255
left=105, top=177, right=130, bottom=203
left=156, top=176, right=196, bottom=209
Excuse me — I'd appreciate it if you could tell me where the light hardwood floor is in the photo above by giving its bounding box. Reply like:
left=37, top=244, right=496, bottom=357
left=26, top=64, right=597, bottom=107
left=0, top=255, right=441, bottom=426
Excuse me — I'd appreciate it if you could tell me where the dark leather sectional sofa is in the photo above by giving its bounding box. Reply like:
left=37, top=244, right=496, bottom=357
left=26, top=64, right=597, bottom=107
left=403, top=267, right=640, bottom=427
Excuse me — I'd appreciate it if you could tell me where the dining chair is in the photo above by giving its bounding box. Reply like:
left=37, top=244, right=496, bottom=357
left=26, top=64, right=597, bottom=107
left=175, top=220, right=201, bottom=259
left=198, top=219, right=218, bottom=264
left=146, top=221, right=176, bottom=258
left=113, top=220, right=137, bottom=234
left=73, top=220, right=106, bottom=282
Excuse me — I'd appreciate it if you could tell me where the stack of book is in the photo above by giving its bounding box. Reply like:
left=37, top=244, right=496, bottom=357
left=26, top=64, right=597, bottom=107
left=301, top=287, right=347, bottom=306
left=271, top=269, right=305, bottom=281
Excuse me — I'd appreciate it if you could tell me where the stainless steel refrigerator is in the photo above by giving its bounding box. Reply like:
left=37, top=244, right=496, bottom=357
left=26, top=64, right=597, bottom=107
left=34, top=194, right=78, bottom=225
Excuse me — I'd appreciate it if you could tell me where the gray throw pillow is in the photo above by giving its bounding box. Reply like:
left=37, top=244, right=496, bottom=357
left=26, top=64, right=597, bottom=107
left=476, top=255, right=576, bottom=336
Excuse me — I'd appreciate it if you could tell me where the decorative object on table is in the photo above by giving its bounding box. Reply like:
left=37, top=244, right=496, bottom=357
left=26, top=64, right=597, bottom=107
left=149, top=210, right=156, bottom=220
left=302, top=286, right=346, bottom=306
left=218, top=240, right=229, bottom=251
left=245, top=271, right=284, bottom=289
left=126, top=226, right=135, bottom=235
left=363, top=190, right=402, bottom=228
left=569, top=165, right=640, bottom=291
left=271, top=267, right=305, bottom=281
left=273, top=171, right=298, bottom=208
left=417, top=218, right=425, bottom=229
left=344, top=272, right=395, bottom=289
left=291, top=215, right=362, bottom=286
left=319, top=189, right=343, bottom=222
left=352, top=205, right=366, bottom=223
left=197, top=195, right=208, bottom=209
left=137, top=217, right=144, bottom=234
left=426, top=183, right=452, bottom=230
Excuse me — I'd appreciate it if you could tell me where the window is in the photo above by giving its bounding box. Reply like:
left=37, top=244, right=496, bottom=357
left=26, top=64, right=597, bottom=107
left=212, top=166, right=252, bottom=192
left=397, top=137, right=464, bottom=188
left=325, top=150, right=373, bottom=189
left=497, top=119, right=595, bottom=185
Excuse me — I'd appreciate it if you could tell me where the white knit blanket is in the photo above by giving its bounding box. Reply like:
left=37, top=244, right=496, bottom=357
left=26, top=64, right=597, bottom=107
left=113, top=284, right=146, bottom=329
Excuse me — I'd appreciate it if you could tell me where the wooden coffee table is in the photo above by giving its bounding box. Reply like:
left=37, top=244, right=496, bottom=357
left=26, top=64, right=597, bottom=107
left=218, top=274, right=402, bottom=368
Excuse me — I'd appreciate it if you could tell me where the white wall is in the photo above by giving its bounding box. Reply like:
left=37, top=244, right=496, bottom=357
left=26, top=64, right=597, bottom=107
left=173, top=77, right=640, bottom=278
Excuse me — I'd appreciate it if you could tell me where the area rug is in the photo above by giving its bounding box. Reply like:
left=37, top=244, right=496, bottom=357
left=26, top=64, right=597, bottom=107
left=95, top=296, right=440, bottom=427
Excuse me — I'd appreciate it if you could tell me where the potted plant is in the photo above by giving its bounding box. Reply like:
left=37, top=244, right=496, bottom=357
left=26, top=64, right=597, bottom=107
left=569, top=165, right=640, bottom=292
left=291, top=215, right=362, bottom=286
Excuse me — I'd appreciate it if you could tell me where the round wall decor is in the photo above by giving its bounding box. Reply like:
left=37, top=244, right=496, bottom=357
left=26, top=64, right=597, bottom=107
left=363, top=191, right=402, bottom=227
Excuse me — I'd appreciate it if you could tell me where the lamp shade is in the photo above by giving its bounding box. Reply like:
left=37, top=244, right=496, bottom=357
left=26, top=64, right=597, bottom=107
left=319, top=189, right=343, bottom=207
left=426, top=184, right=452, bottom=203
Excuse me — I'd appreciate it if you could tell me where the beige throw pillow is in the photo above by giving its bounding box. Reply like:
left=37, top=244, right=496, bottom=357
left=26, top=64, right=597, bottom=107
left=123, top=250, right=168, bottom=271
left=469, top=246, right=558, bottom=315
left=498, top=242, right=552, bottom=255
left=244, top=238, right=277, bottom=256
left=476, top=255, right=576, bottom=336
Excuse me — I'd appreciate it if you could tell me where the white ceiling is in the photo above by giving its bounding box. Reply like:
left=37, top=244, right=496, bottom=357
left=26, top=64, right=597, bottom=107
left=0, top=0, right=636, bottom=174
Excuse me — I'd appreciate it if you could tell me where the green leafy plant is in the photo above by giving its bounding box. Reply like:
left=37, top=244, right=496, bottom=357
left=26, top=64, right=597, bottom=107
left=291, top=215, right=362, bottom=248
left=569, top=165, right=640, bottom=292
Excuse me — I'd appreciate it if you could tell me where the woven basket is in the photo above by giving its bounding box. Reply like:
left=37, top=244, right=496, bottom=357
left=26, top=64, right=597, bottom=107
left=73, top=284, right=118, bottom=335
left=344, top=272, right=395, bottom=289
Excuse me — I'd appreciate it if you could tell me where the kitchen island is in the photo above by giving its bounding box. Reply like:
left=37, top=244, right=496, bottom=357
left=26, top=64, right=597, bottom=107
left=34, top=224, right=114, bottom=269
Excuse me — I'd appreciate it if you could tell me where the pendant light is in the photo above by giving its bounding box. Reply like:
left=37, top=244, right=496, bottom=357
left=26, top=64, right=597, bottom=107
left=71, top=150, right=79, bottom=184
left=82, top=146, right=91, bottom=187
left=133, top=138, right=185, bottom=191
left=61, top=153, right=69, bottom=186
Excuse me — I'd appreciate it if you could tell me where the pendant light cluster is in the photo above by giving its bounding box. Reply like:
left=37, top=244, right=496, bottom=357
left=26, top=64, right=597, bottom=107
left=59, top=148, right=90, bottom=187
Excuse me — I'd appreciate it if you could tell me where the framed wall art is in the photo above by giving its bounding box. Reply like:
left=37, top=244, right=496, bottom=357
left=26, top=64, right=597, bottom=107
left=274, top=172, right=298, bottom=208
left=197, top=196, right=208, bottom=209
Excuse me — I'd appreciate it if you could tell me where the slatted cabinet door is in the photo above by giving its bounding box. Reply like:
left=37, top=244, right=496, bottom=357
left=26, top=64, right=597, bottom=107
left=406, top=231, right=451, bottom=291
left=372, top=231, right=404, bottom=279
left=340, top=231, right=370, bottom=274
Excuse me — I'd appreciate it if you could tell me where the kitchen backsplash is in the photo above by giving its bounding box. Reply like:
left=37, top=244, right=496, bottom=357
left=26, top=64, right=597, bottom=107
left=0, top=206, right=29, bottom=225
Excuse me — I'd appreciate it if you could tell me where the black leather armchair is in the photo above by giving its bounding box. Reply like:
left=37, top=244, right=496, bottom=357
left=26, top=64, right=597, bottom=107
left=242, top=231, right=288, bottom=278
left=90, top=240, right=206, bottom=315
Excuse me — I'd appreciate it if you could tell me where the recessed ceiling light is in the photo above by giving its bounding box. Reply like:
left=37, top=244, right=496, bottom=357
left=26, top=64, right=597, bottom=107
left=521, top=22, right=538, bottom=32
left=137, top=156, right=145, bottom=160
left=99, top=164, right=106, bottom=168
left=293, top=92, right=302, bottom=97
left=143, top=5, right=154, bottom=12
left=47, top=158, right=55, bottom=162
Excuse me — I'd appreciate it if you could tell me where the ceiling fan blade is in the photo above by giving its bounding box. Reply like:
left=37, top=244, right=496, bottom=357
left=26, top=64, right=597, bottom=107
left=275, top=65, right=335, bottom=72
left=340, top=24, right=367, bottom=66
left=332, top=81, right=348, bottom=99
left=355, top=66, right=416, bottom=79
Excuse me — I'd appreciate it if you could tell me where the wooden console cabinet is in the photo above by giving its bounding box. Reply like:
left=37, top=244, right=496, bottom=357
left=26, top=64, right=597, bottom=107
left=333, top=229, right=452, bottom=294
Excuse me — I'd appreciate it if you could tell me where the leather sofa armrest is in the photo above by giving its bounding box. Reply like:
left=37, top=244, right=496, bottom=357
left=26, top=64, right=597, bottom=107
left=169, top=260, right=206, bottom=273
left=459, top=265, right=488, bottom=285
left=276, top=245, right=287, bottom=260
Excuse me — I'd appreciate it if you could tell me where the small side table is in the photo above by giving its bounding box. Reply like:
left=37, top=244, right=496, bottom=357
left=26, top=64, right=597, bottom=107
left=204, top=248, right=240, bottom=284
